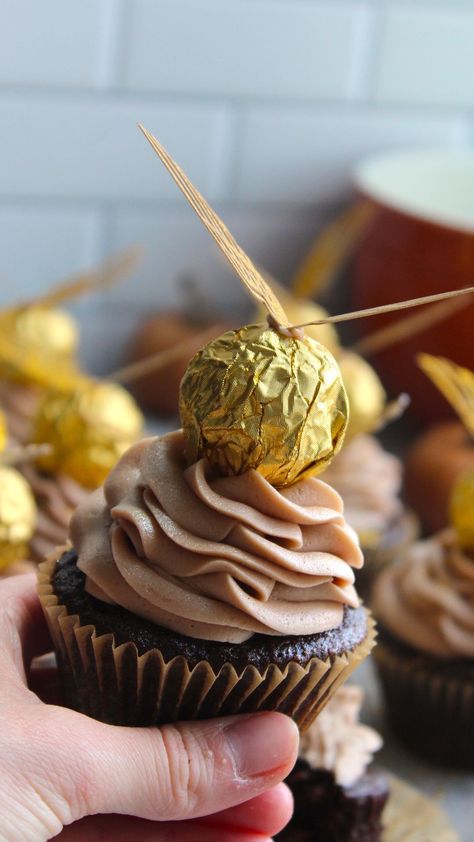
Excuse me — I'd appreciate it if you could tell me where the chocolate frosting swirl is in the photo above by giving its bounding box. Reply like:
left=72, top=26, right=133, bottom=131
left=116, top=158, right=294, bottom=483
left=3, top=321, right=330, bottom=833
left=22, top=465, right=88, bottom=562
left=374, top=529, right=474, bottom=658
left=71, top=431, right=363, bottom=643
left=322, top=434, right=402, bottom=542
left=0, top=382, right=39, bottom=445
left=299, top=685, right=382, bottom=786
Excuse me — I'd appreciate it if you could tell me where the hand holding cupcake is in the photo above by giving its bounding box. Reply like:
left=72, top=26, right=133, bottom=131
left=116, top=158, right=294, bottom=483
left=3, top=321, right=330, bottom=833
left=38, top=129, right=375, bottom=731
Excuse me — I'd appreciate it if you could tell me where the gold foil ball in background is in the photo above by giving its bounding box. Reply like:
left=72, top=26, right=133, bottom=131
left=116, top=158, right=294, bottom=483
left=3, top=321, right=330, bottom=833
left=33, top=381, right=144, bottom=489
left=450, top=468, right=474, bottom=550
left=337, top=351, right=386, bottom=440
left=0, top=466, right=37, bottom=570
left=0, top=304, right=81, bottom=393
left=0, top=306, right=79, bottom=358
left=180, top=323, right=348, bottom=486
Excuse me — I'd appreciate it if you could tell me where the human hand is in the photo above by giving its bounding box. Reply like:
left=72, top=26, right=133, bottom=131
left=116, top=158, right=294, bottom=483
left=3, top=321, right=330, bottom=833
left=0, top=573, right=298, bottom=842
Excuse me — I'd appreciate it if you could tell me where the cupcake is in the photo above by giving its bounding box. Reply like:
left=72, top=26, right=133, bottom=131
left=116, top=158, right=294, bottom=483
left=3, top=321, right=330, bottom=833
left=373, top=470, right=474, bottom=769
left=38, top=323, right=375, bottom=729
left=277, top=685, right=389, bottom=841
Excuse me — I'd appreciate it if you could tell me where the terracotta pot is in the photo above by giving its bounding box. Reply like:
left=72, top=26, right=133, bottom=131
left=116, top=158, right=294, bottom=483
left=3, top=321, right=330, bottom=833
left=352, top=151, right=474, bottom=424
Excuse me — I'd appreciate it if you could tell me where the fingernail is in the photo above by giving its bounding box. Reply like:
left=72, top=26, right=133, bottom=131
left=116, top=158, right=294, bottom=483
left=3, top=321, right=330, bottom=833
left=225, top=712, right=299, bottom=778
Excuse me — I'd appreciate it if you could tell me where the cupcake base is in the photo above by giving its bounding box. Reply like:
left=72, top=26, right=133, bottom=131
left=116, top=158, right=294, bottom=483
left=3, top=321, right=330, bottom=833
left=276, top=761, right=389, bottom=842
left=374, top=625, right=474, bottom=771
left=39, top=548, right=375, bottom=730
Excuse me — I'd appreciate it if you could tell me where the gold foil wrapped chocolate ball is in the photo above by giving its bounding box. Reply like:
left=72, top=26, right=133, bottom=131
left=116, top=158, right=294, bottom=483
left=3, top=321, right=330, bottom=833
left=338, top=351, right=386, bottom=440
left=33, top=381, right=144, bottom=488
left=0, top=408, right=6, bottom=453
left=0, top=466, right=37, bottom=570
left=450, top=468, right=474, bottom=550
left=180, top=323, right=348, bottom=486
left=1, top=306, right=79, bottom=358
left=0, top=307, right=85, bottom=393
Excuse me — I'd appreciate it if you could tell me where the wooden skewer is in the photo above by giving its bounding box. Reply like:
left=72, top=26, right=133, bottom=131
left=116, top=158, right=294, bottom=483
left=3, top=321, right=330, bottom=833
left=16, top=246, right=142, bottom=309
left=352, top=293, right=472, bottom=356
left=290, top=286, right=474, bottom=328
left=110, top=324, right=224, bottom=384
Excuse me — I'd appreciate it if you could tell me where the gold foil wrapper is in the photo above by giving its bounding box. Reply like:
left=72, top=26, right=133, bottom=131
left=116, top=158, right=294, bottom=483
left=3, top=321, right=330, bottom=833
left=338, top=351, right=386, bottom=440
left=33, top=382, right=144, bottom=489
left=180, top=323, right=348, bottom=486
left=418, top=353, right=474, bottom=438
left=0, top=465, right=37, bottom=569
left=1, top=306, right=79, bottom=358
left=450, top=468, right=474, bottom=550
left=0, top=408, right=6, bottom=453
left=0, top=308, right=85, bottom=393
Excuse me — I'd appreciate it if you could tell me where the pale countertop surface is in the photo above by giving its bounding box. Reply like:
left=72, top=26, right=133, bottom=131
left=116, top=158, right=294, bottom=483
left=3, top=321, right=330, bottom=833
left=353, top=656, right=474, bottom=842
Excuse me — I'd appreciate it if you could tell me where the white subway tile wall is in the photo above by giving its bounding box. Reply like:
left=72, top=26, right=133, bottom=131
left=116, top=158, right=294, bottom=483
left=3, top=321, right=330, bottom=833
left=0, top=0, right=472, bottom=370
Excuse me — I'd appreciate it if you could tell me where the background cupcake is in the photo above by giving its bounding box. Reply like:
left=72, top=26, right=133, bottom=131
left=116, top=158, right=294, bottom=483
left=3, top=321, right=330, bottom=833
left=277, top=684, right=389, bottom=842
left=373, top=465, right=474, bottom=770
left=323, top=351, right=418, bottom=598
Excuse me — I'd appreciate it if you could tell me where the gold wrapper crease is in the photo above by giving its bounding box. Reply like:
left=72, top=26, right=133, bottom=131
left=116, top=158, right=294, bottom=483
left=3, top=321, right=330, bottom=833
left=138, top=124, right=290, bottom=330
left=38, top=554, right=375, bottom=729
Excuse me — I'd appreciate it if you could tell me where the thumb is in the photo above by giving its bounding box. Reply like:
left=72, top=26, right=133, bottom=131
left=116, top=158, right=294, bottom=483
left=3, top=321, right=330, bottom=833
left=71, top=710, right=299, bottom=822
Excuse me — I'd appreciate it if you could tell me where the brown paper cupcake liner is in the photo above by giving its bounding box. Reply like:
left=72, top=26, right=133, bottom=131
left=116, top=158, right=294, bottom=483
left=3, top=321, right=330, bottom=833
left=38, top=552, right=375, bottom=730
left=374, top=638, right=474, bottom=770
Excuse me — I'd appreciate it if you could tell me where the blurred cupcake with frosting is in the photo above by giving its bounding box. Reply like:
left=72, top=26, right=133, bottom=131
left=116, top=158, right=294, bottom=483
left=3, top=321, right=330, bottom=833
left=373, top=362, right=474, bottom=769
left=323, top=351, right=418, bottom=598
left=277, top=685, right=389, bottom=842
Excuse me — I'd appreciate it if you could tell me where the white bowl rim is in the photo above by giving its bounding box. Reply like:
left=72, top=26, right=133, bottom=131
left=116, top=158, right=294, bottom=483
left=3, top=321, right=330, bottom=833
left=353, top=149, right=474, bottom=235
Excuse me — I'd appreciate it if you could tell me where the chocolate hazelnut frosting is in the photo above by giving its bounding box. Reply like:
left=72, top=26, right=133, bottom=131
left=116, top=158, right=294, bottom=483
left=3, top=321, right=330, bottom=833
left=22, top=464, right=88, bottom=562
left=374, top=529, right=474, bottom=658
left=322, top=434, right=403, bottom=544
left=0, top=381, right=40, bottom=445
left=71, top=430, right=363, bottom=643
left=299, top=685, right=382, bottom=786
